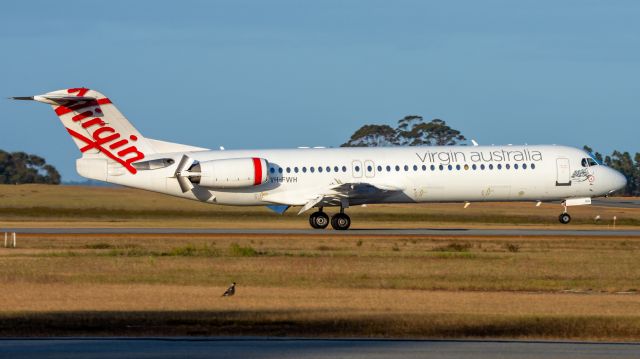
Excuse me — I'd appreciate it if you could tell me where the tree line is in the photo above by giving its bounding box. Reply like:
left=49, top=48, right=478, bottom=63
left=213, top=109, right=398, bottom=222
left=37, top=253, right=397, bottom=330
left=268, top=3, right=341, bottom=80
left=343, top=115, right=639, bottom=196
left=0, top=150, right=61, bottom=185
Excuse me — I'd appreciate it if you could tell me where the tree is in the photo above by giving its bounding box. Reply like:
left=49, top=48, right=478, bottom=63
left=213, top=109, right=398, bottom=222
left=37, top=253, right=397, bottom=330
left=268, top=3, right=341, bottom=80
left=0, top=149, right=61, bottom=185
left=342, top=116, right=467, bottom=147
left=586, top=145, right=640, bottom=196
left=341, top=124, right=397, bottom=147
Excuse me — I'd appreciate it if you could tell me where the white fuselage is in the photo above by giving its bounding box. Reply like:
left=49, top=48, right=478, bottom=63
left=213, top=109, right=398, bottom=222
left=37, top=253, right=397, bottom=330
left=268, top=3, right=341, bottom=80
left=99, top=144, right=625, bottom=207
left=16, top=88, right=628, bottom=228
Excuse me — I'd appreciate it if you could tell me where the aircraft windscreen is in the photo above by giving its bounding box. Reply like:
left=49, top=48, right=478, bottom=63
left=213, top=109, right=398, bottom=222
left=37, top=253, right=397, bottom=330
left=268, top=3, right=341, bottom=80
left=588, top=152, right=602, bottom=165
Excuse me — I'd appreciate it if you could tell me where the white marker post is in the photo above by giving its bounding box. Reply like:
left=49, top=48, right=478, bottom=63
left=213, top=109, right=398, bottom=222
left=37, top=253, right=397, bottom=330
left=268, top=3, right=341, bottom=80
left=12, top=232, right=16, bottom=248
left=613, top=216, right=617, bottom=229
left=3, top=233, right=6, bottom=248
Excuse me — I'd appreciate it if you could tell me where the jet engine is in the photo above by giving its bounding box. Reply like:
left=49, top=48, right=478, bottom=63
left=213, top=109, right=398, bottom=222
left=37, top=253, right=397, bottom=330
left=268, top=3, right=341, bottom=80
left=174, top=156, right=269, bottom=192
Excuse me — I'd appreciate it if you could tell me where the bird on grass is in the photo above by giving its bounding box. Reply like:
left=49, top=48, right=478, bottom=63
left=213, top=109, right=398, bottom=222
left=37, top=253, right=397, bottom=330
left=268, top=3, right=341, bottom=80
left=222, top=282, right=236, bottom=297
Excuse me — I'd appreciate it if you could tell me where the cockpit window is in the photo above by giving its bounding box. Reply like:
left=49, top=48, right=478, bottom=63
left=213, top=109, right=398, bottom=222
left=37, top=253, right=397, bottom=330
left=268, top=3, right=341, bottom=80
left=581, top=157, right=599, bottom=168
left=588, top=152, right=603, bottom=165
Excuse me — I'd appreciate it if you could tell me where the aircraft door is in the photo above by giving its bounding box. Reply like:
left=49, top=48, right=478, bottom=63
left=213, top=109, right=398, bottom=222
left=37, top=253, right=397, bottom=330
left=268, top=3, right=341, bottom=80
left=352, top=160, right=363, bottom=178
left=556, top=158, right=571, bottom=186
left=364, top=160, right=375, bottom=178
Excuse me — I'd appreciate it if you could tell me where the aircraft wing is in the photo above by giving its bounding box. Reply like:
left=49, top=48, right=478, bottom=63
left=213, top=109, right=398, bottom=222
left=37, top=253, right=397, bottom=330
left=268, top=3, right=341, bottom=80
left=262, top=181, right=403, bottom=214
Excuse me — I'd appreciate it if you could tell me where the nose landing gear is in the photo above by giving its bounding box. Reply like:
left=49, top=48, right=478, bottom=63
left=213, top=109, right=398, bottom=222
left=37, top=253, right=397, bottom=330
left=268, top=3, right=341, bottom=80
left=558, top=201, right=571, bottom=224
left=558, top=212, right=571, bottom=224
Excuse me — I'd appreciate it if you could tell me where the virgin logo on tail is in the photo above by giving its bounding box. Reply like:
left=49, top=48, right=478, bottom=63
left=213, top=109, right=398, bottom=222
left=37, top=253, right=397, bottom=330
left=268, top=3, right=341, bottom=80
left=56, top=88, right=145, bottom=174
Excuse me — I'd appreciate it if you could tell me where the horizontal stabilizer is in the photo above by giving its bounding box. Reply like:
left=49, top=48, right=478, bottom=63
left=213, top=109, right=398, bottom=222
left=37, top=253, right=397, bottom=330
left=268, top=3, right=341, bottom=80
left=11, top=94, right=97, bottom=105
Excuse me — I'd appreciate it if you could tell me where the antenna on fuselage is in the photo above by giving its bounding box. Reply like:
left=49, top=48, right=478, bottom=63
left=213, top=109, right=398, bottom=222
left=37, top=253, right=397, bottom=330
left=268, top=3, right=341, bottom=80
left=471, top=139, right=479, bottom=146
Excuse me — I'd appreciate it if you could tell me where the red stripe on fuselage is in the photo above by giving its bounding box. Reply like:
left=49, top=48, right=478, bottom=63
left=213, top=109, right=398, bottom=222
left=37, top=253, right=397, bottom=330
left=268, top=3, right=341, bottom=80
left=252, top=158, right=262, bottom=186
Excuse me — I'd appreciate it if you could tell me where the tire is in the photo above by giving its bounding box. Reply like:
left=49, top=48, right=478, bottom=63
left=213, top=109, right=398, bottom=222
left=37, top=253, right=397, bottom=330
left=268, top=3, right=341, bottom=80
left=331, top=213, right=351, bottom=230
left=309, top=213, right=319, bottom=229
left=309, top=211, right=329, bottom=229
left=314, top=212, right=329, bottom=229
left=559, top=213, right=571, bottom=224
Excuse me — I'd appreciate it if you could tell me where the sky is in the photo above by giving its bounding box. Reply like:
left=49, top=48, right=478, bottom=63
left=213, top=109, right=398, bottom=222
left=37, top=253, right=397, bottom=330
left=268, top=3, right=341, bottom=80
left=1, top=0, right=639, bottom=181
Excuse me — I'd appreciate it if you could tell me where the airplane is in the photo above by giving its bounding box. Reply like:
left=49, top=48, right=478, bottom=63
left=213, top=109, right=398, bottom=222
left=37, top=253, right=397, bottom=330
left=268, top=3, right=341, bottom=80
left=12, top=88, right=627, bottom=230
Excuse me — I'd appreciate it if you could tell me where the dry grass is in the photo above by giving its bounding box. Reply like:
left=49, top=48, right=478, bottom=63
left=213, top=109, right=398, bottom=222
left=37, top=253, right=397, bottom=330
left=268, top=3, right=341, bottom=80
left=0, top=184, right=638, bottom=228
left=1, top=233, right=640, bottom=339
left=2, top=285, right=640, bottom=339
left=1, top=185, right=640, bottom=339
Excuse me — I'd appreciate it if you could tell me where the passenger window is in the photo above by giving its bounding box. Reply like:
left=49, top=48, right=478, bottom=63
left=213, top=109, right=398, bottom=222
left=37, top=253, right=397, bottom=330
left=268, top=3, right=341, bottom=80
left=377, top=165, right=382, bottom=172
left=395, top=165, right=400, bottom=171
left=431, top=165, right=435, bottom=171
left=302, top=167, right=307, bottom=173
left=489, top=164, right=494, bottom=170
left=386, top=165, right=391, bottom=172
left=505, top=164, right=510, bottom=170
left=464, top=164, right=469, bottom=170
left=456, top=164, right=461, bottom=170
left=413, top=165, right=418, bottom=171
left=367, top=165, right=372, bottom=172
left=448, top=165, right=453, bottom=170
left=270, top=167, right=275, bottom=174
left=522, top=163, right=527, bottom=169
left=497, top=164, right=502, bottom=170
left=354, top=166, right=360, bottom=172
left=294, top=167, right=299, bottom=173
left=342, top=166, right=347, bottom=172
left=439, top=165, right=444, bottom=171
left=310, top=167, right=315, bottom=173
left=278, top=167, right=283, bottom=174
left=318, top=167, right=322, bottom=173
left=422, top=165, right=427, bottom=171
left=472, top=164, right=477, bottom=170
left=480, top=164, right=485, bottom=170
left=531, top=163, right=536, bottom=169
left=334, top=166, right=339, bottom=172
left=514, top=164, right=519, bottom=169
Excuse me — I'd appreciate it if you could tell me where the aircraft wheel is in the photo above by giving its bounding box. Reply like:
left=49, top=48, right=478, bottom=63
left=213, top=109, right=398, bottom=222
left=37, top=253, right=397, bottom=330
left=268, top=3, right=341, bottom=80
left=559, top=213, right=571, bottom=224
left=309, top=211, right=329, bottom=229
left=331, top=213, right=351, bottom=230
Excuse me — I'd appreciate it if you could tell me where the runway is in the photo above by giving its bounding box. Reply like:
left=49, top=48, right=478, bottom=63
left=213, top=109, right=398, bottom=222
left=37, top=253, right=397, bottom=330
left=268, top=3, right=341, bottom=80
left=1, top=338, right=639, bottom=359
left=8, top=227, right=640, bottom=237
left=592, top=198, right=640, bottom=209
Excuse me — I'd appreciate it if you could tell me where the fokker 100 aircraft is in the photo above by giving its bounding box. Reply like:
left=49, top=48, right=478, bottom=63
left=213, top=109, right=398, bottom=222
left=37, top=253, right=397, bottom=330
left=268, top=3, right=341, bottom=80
left=13, top=88, right=627, bottom=230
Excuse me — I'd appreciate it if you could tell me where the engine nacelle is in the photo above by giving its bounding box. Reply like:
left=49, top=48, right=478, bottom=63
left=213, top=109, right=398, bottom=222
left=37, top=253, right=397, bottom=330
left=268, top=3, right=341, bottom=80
left=189, top=157, right=269, bottom=189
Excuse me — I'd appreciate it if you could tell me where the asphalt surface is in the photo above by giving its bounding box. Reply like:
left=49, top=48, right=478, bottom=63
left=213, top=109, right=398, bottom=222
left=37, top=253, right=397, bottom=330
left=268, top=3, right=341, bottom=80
left=1, top=338, right=639, bottom=359
left=7, top=227, right=640, bottom=237
left=592, top=198, right=640, bottom=208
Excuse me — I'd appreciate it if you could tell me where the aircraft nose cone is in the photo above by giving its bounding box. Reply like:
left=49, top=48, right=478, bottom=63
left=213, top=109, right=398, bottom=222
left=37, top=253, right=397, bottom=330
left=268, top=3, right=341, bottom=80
left=611, top=170, right=627, bottom=192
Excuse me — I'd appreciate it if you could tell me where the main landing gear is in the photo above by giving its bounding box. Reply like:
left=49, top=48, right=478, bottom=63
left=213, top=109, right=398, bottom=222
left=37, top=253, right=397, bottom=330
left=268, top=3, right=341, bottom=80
left=309, top=207, right=351, bottom=230
left=309, top=208, right=329, bottom=229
